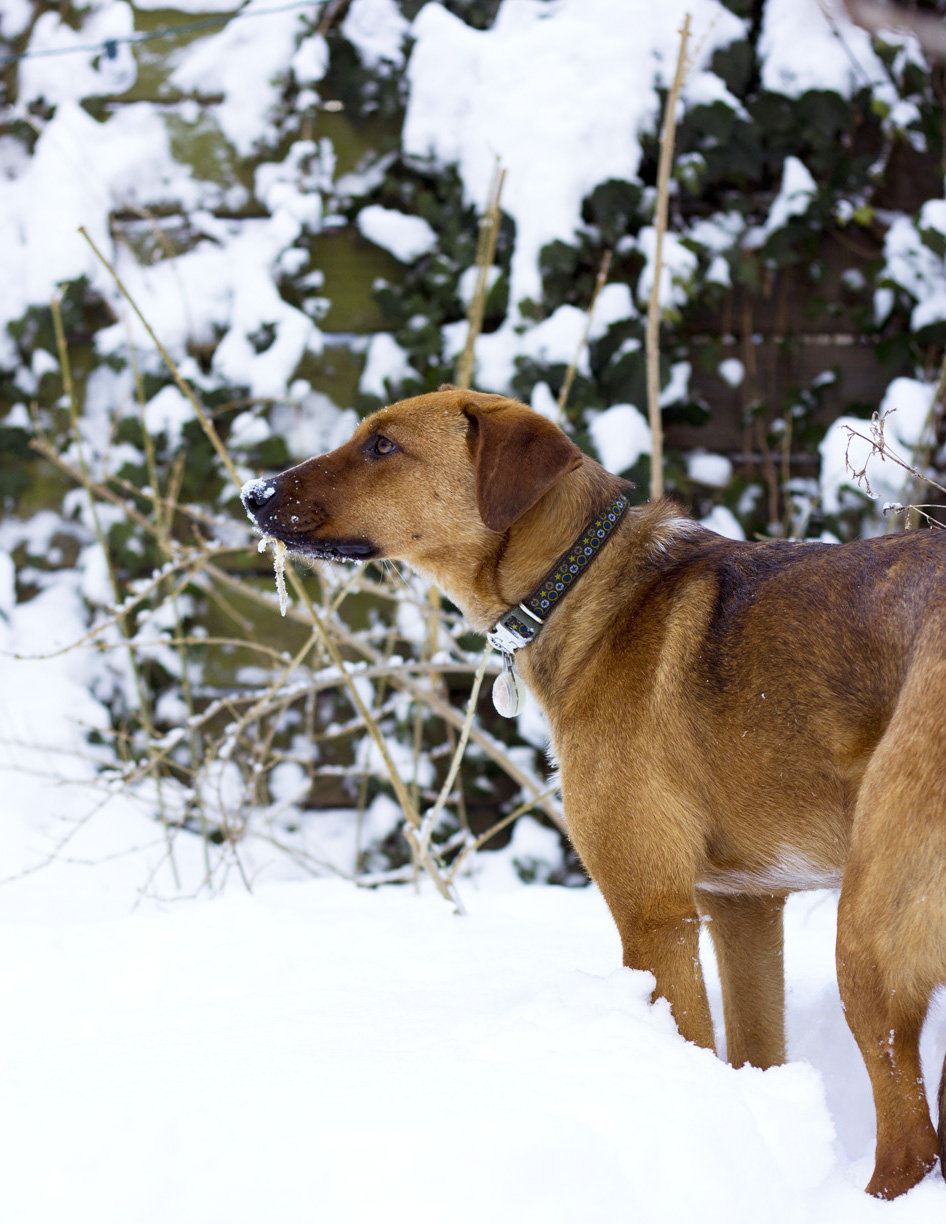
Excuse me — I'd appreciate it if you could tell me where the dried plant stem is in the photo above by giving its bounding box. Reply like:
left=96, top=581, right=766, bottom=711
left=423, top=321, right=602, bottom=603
left=210, top=628, right=321, bottom=768
left=30, top=434, right=169, bottom=538
left=556, top=249, right=613, bottom=423
left=332, top=630, right=563, bottom=830
left=81, top=225, right=469, bottom=898
left=286, top=568, right=416, bottom=821
left=780, top=412, right=794, bottom=537
left=845, top=422, right=946, bottom=499
left=51, top=295, right=127, bottom=607
left=51, top=293, right=182, bottom=883
left=127, top=315, right=211, bottom=865
left=283, top=565, right=463, bottom=908
left=447, top=787, right=559, bottom=885
left=893, top=347, right=946, bottom=530
left=205, top=557, right=563, bottom=828
left=455, top=161, right=506, bottom=392
left=50, top=209, right=568, bottom=904
left=79, top=226, right=242, bottom=490
left=409, top=165, right=506, bottom=822
left=646, top=14, right=691, bottom=501
left=410, top=581, right=441, bottom=812
left=417, top=646, right=491, bottom=855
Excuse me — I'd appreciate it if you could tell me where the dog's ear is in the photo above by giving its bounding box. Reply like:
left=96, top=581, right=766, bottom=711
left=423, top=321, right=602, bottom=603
left=463, top=403, right=583, bottom=533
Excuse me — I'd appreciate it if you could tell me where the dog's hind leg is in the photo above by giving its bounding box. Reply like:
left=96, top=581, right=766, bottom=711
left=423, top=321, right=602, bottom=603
left=836, top=638, right=946, bottom=1198
left=836, top=902, right=937, bottom=1199
left=701, top=892, right=786, bottom=1069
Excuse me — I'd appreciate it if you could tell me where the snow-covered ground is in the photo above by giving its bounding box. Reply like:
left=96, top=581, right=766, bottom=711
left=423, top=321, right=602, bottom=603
left=1, top=828, right=946, bottom=1223
left=2, top=392, right=938, bottom=1222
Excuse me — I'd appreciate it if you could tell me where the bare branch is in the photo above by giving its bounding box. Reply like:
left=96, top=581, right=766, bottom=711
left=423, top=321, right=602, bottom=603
left=646, top=14, right=691, bottom=501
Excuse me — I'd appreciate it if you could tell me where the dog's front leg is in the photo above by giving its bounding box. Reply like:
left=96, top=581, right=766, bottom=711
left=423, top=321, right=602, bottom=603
left=573, top=827, right=715, bottom=1050
left=615, top=898, right=716, bottom=1052
left=559, top=754, right=716, bottom=1049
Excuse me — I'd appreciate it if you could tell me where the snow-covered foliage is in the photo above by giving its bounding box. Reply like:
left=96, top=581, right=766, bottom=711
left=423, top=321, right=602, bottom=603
left=2, top=0, right=945, bottom=887
left=1, top=0, right=944, bottom=870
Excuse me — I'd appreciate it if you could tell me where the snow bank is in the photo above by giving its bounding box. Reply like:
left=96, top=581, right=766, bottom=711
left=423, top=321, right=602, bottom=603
left=19, top=2, right=136, bottom=108
left=361, top=332, right=415, bottom=397
left=0, top=561, right=206, bottom=921
left=701, top=504, right=746, bottom=539
left=169, top=0, right=324, bottom=156
left=0, top=855, right=944, bottom=1220
left=754, top=156, right=818, bottom=245
left=589, top=403, right=651, bottom=474
left=884, top=212, right=946, bottom=332
left=341, top=0, right=411, bottom=71
left=97, top=215, right=322, bottom=400
left=0, top=103, right=202, bottom=341
left=689, top=451, right=734, bottom=488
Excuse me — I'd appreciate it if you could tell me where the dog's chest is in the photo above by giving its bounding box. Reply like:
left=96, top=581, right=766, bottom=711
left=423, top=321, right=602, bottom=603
left=697, top=851, right=843, bottom=896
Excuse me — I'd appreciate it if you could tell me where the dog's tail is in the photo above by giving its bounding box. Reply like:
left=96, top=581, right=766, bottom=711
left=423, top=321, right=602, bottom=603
left=939, top=1054, right=946, bottom=1180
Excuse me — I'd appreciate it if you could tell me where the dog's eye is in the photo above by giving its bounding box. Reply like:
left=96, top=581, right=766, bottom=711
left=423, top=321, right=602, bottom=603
left=367, top=434, right=398, bottom=458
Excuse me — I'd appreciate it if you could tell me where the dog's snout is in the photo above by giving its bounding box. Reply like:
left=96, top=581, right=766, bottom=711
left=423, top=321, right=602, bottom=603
left=241, top=477, right=278, bottom=513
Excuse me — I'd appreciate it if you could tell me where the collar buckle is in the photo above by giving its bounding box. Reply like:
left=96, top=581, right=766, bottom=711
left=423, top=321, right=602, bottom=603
left=486, top=604, right=541, bottom=654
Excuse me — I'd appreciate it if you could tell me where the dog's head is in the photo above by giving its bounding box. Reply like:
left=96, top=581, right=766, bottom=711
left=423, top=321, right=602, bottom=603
left=241, top=387, right=584, bottom=581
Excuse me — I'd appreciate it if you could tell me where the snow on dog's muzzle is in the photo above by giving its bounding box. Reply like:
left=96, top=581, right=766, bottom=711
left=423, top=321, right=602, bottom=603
left=240, top=477, right=278, bottom=524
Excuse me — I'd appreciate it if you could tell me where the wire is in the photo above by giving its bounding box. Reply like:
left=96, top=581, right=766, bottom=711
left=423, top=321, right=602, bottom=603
left=0, top=0, right=325, bottom=67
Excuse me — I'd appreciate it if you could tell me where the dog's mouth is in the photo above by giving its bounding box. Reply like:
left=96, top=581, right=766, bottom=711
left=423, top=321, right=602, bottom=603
left=253, top=526, right=379, bottom=564
left=288, top=537, right=380, bottom=564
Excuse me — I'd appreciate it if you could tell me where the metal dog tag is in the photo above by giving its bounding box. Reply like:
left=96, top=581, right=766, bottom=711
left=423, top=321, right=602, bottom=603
left=492, top=656, right=526, bottom=718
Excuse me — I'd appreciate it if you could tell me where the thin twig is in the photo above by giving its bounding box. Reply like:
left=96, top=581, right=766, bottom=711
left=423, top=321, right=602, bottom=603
left=646, top=14, right=691, bottom=501
left=892, top=349, right=946, bottom=530
left=417, top=646, right=491, bottom=855
left=79, top=226, right=242, bottom=489
left=283, top=565, right=464, bottom=908
left=447, top=788, right=559, bottom=884
left=455, top=161, right=506, bottom=392
left=556, top=249, right=613, bottom=423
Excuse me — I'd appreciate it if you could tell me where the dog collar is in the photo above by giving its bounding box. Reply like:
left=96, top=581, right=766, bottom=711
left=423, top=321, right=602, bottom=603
left=487, top=493, right=629, bottom=657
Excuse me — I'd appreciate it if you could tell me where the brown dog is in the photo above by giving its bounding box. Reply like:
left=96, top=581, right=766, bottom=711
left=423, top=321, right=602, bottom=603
left=242, top=386, right=946, bottom=1199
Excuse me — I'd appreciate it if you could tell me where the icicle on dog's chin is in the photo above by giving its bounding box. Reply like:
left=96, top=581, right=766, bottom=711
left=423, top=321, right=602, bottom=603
left=256, top=536, right=289, bottom=616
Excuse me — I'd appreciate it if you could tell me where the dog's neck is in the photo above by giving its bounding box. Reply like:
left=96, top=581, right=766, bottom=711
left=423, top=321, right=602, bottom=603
left=433, top=459, right=628, bottom=632
left=488, top=488, right=629, bottom=655
left=499, top=461, right=626, bottom=602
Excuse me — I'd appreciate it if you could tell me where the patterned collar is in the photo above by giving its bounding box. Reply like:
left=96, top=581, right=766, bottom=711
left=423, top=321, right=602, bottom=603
left=486, top=493, right=629, bottom=657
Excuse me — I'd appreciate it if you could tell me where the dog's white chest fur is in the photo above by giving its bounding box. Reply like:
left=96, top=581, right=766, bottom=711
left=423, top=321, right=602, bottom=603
left=698, top=850, right=843, bottom=897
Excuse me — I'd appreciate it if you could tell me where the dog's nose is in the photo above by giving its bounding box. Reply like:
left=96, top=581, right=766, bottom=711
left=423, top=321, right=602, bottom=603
left=241, top=477, right=278, bottom=511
